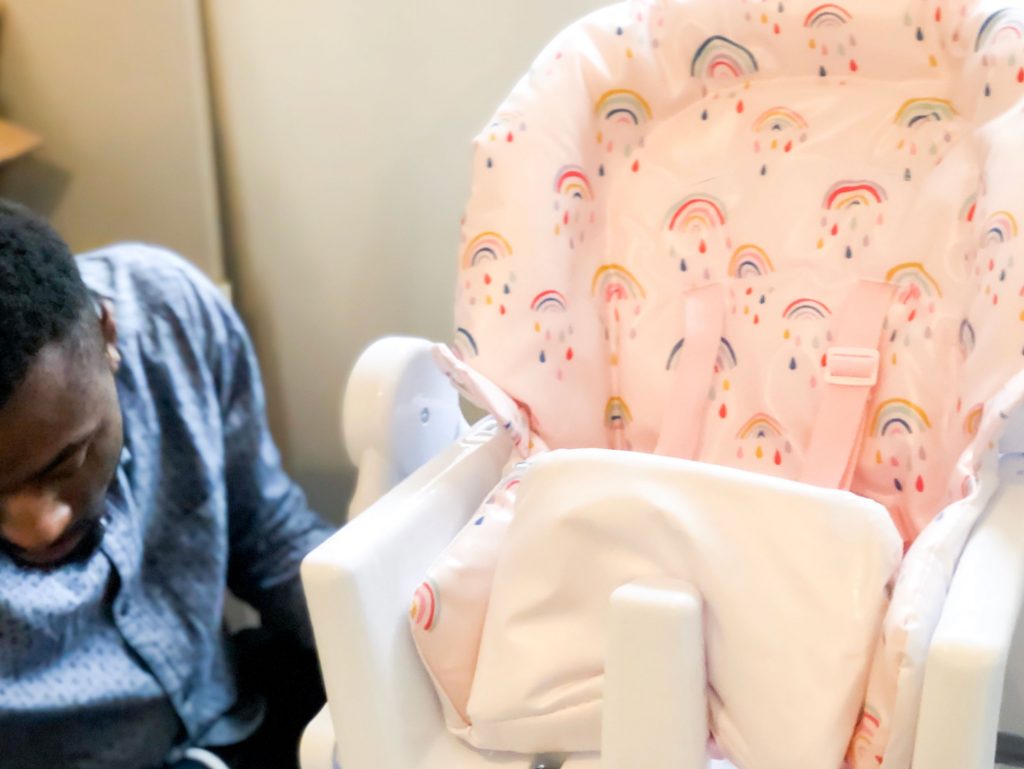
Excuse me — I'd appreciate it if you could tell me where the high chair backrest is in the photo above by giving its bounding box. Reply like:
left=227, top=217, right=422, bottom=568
left=437, top=0, right=1024, bottom=543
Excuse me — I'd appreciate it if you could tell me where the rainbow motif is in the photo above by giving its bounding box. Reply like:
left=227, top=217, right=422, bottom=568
left=976, top=8, right=1024, bottom=51
left=490, top=109, right=524, bottom=128
left=871, top=398, right=932, bottom=436
left=594, top=89, right=653, bottom=125
left=462, top=231, right=513, bottom=269
left=894, top=98, right=958, bottom=128
left=886, top=262, right=943, bottom=298
left=665, top=194, right=728, bottom=232
left=717, top=337, right=738, bottom=371
left=592, top=264, right=646, bottom=302
left=823, top=180, right=888, bottom=210
left=752, top=107, right=809, bottom=133
left=848, top=707, right=881, bottom=761
left=804, top=3, right=853, bottom=28
left=959, top=318, right=976, bottom=357
left=605, top=396, right=633, bottom=430
left=783, top=298, right=832, bottom=320
left=964, top=404, right=984, bottom=436
left=729, top=244, right=775, bottom=278
left=691, top=35, right=759, bottom=79
left=666, top=338, right=685, bottom=371
left=983, top=210, right=1019, bottom=245
left=665, top=336, right=737, bottom=371
left=410, top=579, right=440, bottom=631
left=453, top=327, right=478, bottom=359
left=736, top=412, right=784, bottom=440
left=531, top=290, right=568, bottom=312
left=554, top=165, right=594, bottom=201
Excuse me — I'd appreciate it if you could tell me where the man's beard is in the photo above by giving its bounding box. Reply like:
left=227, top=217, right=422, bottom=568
left=0, top=514, right=106, bottom=569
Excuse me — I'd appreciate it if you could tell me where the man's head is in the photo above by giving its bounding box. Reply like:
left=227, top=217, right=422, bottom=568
left=0, top=201, right=122, bottom=567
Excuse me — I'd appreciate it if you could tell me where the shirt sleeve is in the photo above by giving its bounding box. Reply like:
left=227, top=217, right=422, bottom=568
left=185, top=266, right=335, bottom=648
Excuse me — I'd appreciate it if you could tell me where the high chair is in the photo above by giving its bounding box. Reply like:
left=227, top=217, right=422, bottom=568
left=301, top=1, right=1024, bottom=766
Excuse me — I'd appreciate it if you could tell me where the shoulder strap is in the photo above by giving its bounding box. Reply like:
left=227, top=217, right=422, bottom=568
left=800, top=280, right=896, bottom=490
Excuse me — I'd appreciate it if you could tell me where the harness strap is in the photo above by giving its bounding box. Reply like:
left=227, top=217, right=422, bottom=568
left=800, top=280, right=895, bottom=490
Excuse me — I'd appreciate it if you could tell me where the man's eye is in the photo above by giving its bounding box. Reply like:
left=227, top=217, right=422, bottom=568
left=48, top=446, right=89, bottom=480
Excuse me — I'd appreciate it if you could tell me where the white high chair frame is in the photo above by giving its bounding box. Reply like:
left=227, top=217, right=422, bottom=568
left=300, top=336, right=1024, bottom=769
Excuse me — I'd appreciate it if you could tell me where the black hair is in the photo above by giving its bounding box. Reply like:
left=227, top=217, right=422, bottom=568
left=0, top=200, right=93, bottom=409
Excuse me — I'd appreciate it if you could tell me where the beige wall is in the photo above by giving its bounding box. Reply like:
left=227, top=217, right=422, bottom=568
left=203, top=0, right=604, bottom=519
left=0, top=0, right=224, bottom=279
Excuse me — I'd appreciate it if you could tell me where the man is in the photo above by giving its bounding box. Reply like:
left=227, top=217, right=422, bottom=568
left=0, top=201, right=333, bottom=768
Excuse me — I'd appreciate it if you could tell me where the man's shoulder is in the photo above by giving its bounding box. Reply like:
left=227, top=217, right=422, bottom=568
left=76, top=243, right=226, bottom=338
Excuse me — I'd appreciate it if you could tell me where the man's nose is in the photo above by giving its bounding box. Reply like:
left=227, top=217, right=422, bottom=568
left=1, top=490, right=73, bottom=551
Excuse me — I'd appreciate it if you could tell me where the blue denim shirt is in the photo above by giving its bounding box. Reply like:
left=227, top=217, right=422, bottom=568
left=0, top=245, right=333, bottom=768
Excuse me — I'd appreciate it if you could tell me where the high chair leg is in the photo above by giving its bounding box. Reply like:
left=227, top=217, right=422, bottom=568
left=602, top=579, right=708, bottom=769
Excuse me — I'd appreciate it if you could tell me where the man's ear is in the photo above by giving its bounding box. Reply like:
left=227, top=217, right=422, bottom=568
left=98, top=299, right=121, bottom=372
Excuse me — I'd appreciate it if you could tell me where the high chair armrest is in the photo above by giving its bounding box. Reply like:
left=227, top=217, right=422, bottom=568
left=913, top=456, right=1024, bottom=769
left=302, top=419, right=510, bottom=769
left=343, top=336, right=469, bottom=519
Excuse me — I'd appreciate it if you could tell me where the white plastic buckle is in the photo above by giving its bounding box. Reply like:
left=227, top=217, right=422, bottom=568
left=824, top=346, right=880, bottom=387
